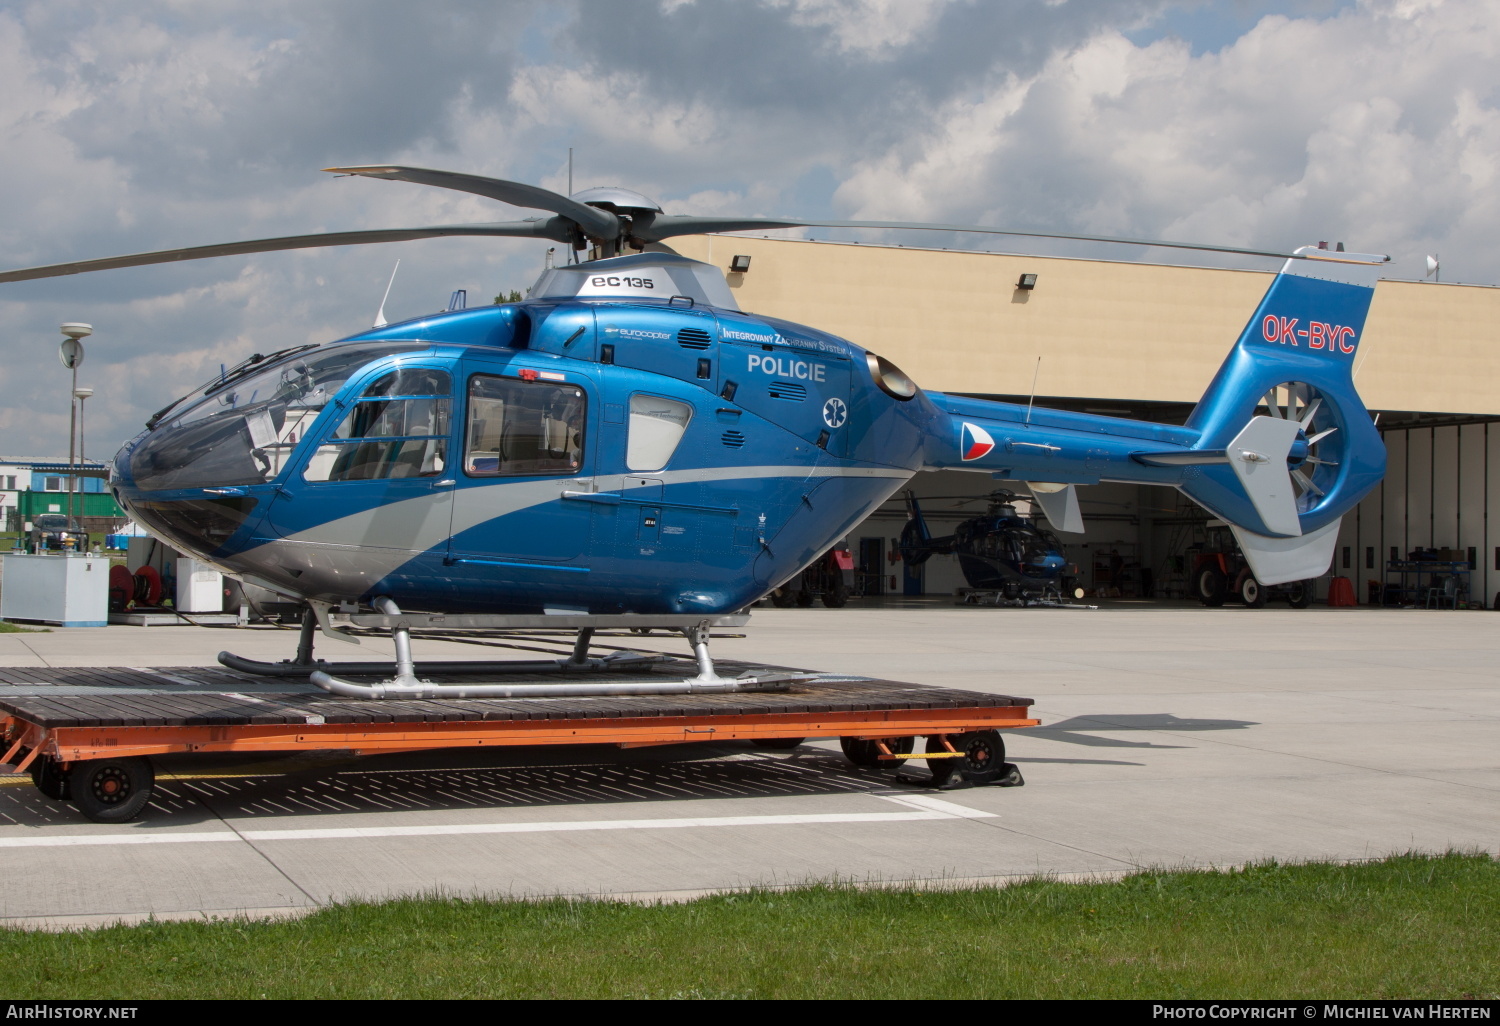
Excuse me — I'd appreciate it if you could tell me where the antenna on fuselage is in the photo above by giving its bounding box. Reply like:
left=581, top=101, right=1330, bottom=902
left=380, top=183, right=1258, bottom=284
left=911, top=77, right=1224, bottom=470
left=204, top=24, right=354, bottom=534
left=373, top=259, right=400, bottom=328
left=1025, top=356, right=1042, bottom=424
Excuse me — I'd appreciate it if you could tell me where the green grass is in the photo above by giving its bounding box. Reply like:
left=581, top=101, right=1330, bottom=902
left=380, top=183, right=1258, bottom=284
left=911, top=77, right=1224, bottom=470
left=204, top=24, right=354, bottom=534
left=2, top=853, right=1495, bottom=999
left=0, top=620, right=47, bottom=632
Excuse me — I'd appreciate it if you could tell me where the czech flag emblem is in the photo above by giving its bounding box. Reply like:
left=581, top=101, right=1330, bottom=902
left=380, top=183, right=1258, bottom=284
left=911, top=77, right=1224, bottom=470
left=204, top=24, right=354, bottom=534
left=961, top=422, right=995, bottom=461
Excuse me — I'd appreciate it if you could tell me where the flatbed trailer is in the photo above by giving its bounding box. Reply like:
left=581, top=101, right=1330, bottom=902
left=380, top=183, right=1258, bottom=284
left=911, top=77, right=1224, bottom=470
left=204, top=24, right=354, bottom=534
left=0, top=660, right=1038, bottom=823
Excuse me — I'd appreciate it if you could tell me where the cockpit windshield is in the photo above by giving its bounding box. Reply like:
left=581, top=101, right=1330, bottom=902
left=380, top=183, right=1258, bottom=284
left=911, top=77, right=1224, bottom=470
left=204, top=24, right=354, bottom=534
left=130, top=342, right=428, bottom=492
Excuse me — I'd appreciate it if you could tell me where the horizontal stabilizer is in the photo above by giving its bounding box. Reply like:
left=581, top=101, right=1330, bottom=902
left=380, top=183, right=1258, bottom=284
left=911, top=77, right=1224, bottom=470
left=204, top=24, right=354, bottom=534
left=1132, top=449, right=1228, bottom=467
left=1026, top=483, right=1084, bottom=534
left=1226, top=416, right=1303, bottom=537
left=1230, top=519, right=1341, bottom=585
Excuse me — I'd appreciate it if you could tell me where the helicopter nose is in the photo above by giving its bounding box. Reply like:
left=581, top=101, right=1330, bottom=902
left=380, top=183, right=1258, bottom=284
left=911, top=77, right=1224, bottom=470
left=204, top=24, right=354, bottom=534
left=110, top=434, right=264, bottom=560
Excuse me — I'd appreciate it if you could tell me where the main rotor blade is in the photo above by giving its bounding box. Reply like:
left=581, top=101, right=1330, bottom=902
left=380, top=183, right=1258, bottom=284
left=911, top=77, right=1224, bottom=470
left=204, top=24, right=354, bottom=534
left=644, top=215, right=1293, bottom=260
left=325, top=165, right=620, bottom=240
left=0, top=221, right=568, bottom=285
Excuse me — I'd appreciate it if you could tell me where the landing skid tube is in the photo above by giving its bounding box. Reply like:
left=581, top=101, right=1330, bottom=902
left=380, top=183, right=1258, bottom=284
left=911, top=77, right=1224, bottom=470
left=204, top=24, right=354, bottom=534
left=220, top=603, right=798, bottom=700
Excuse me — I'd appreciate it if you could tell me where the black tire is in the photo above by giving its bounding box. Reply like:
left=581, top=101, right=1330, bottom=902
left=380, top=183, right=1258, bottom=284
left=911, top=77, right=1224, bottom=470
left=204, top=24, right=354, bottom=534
left=840, top=735, right=913, bottom=768
left=30, top=757, right=70, bottom=801
left=1197, top=568, right=1227, bottom=607
left=821, top=580, right=849, bottom=608
left=1286, top=579, right=1315, bottom=608
left=769, top=588, right=796, bottom=608
left=795, top=588, right=815, bottom=607
left=70, top=757, right=154, bottom=823
left=925, top=731, right=1006, bottom=786
left=1240, top=574, right=1267, bottom=608
left=751, top=737, right=806, bottom=750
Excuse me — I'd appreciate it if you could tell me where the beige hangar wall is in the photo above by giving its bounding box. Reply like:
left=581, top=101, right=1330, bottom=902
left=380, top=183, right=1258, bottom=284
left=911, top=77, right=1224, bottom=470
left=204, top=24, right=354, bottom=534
left=671, top=236, right=1500, bottom=416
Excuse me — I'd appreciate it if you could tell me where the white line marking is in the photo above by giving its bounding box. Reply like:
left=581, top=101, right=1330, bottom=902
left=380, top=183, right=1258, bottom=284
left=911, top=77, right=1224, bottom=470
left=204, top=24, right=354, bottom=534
left=0, top=803, right=994, bottom=849
left=873, top=793, right=996, bottom=819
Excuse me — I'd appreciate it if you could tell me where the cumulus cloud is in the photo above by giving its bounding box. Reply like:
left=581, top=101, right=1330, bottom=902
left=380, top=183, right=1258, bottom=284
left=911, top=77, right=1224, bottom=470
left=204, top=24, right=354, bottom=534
left=0, top=0, right=1494, bottom=460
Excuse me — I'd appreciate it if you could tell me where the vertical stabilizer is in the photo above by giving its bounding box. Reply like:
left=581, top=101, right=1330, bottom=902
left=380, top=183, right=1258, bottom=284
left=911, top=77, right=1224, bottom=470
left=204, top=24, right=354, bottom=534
left=1173, top=247, right=1388, bottom=582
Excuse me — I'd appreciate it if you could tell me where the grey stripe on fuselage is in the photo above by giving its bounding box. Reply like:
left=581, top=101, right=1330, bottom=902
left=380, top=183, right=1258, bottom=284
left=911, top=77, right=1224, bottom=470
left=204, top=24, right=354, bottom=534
left=254, top=464, right=913, bottom=557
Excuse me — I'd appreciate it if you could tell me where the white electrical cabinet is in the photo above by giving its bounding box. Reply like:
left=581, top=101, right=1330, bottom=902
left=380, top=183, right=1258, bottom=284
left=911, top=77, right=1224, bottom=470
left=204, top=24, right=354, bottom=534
left=0, top=553, right=109, bottom=627
left=175, top=557, right=224, bottom=613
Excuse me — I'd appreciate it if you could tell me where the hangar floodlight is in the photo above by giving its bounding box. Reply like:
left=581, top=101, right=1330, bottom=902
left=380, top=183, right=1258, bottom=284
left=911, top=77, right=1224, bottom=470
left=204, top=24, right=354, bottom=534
left=1016, top=272, right=1038, bottom=290
left=729, top=254, right=752, bottom=273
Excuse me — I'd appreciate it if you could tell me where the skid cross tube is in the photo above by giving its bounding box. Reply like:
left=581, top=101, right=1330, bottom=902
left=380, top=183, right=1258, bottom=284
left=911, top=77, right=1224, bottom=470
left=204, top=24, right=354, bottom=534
left=305, top=601, right=791, bottom=699
left=223, top=605, right=756, bottom=687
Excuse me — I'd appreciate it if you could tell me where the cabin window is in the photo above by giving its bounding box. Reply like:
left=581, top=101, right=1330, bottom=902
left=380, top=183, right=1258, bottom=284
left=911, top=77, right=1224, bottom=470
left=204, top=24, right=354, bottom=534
left=625, top=394, right=692, bottom=472
left=303, top=368, right=452, bottom=482
left=464, top=375, right=585, bottom=477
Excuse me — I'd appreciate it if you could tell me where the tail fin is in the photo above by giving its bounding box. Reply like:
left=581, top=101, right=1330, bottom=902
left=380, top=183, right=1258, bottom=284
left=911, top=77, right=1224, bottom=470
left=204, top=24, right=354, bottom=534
left=1153, top=247, right=1388, bottom=583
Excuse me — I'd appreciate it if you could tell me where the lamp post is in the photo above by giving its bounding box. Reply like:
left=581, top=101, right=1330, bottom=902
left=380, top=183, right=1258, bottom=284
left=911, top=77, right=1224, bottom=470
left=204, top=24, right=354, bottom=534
left=74, top=386, right=94, bottom=545
left=59, top=323, right=91, bottom=539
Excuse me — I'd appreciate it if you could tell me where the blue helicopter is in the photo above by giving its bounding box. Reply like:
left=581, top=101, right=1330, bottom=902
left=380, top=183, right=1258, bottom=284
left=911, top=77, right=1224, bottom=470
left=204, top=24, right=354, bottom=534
left=899, top=489, right=1079, bottom=605
left=0, top=166, right=1387, bottom=695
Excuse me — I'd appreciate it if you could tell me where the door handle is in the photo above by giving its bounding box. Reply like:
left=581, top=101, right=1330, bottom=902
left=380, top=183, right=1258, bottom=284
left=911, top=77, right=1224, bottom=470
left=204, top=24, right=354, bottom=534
left=432, top=479, right=456, bottom=488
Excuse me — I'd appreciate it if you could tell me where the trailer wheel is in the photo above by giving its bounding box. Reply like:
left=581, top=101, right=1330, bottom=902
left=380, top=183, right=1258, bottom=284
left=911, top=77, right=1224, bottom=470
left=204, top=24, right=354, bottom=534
left=840, top=735, right=913, bottom=768
left=769, top=588, right=796, bottom=608
left=29, top=757, right=70, bottom=801
left=795, top=588, right=815, bottom=607
left=821, top=580, right=849, bottom=608
left=751, top=737, right=806, bottom=750
left=1240, top=575, right=1267, bottom=608
left=70, top=757, right=154, bottom=823
left=1286, top=579, right=1315, bottom=608
left=925, top=731, right=1006, bottom=786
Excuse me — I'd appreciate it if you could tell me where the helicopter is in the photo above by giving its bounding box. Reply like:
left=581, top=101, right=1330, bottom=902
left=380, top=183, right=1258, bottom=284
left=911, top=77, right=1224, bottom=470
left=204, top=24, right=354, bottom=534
left=898, top=489, right=1079, bottom=606
left=0, top=164, right=1388, bottom=696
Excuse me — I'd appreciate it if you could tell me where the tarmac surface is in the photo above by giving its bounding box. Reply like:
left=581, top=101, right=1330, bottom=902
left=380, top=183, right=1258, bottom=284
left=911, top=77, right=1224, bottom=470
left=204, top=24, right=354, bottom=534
left=0, top=599, right=1495, bottom=930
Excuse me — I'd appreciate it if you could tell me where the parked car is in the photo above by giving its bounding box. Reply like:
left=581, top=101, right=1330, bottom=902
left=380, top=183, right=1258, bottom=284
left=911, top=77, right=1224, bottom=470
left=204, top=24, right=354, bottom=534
left=27, top=514, right=90, bottom=553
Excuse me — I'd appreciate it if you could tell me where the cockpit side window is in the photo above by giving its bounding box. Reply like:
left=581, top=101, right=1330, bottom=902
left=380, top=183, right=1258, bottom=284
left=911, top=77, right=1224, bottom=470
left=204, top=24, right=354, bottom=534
left=129, top=341, right=427, bottom=492
left=303, top=368, right=452, bottom=482
left=464, top=375, right=585, bottom=477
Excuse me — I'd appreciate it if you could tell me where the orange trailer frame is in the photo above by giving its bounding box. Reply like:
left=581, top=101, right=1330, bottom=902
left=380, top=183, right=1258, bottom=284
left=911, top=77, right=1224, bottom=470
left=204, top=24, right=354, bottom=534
left=3, top=703, right=1038, bottom=767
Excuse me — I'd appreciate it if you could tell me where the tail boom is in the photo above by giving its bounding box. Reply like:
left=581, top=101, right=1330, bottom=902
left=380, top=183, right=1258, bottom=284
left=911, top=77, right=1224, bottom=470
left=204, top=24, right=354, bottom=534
left=917, top=247, right=1389, bottom=585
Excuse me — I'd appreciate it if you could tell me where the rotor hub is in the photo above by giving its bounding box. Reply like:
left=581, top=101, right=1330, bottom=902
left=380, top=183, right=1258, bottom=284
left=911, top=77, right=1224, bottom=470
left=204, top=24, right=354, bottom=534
left=570, top=187, right=662, bottom=216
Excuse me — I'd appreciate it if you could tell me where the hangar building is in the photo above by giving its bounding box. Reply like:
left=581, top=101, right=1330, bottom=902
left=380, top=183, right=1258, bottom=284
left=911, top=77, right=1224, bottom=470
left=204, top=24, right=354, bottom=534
left=671, top=235, right=1500, bottom=607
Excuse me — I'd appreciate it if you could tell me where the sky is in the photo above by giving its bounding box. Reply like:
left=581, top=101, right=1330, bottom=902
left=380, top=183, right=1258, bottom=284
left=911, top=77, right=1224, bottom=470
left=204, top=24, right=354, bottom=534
left=1, top=0, right=1495, bottom=459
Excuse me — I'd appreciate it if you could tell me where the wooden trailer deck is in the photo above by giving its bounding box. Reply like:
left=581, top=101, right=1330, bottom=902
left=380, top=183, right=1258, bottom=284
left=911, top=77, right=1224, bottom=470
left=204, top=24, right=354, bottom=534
left=0, top=660, right=1036, bottom=821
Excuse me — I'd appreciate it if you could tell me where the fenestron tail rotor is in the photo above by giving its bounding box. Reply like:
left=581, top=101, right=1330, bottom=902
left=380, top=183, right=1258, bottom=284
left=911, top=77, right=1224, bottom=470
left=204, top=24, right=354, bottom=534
left=1261, top=382, right=1341, bottom=510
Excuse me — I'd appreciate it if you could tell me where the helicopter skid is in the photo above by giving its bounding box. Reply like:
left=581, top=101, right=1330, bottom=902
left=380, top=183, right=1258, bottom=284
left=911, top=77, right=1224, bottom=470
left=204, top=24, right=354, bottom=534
left=305, top=668, right=802, bottom=701
left=216, top=650, right=665, bottom=679
left=269, top=601, right=789, bottom=699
